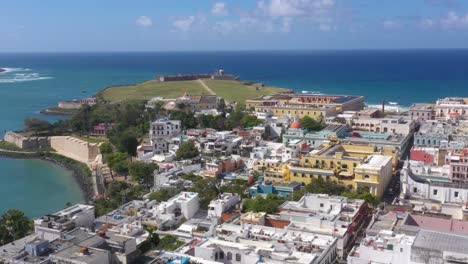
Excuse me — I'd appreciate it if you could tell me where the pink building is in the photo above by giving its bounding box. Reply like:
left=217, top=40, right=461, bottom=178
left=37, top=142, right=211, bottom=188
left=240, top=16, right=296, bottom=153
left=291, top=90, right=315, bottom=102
left=91, top=123, right=115, bottom=136
left=447, top=149, right=468, bottom=183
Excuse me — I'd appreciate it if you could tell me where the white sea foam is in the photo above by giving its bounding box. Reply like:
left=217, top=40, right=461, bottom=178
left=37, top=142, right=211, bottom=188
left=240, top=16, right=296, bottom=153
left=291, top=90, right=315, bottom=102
left=0, top=77, right=53, bottom=83
left=0, top=67, right=52, bottom=83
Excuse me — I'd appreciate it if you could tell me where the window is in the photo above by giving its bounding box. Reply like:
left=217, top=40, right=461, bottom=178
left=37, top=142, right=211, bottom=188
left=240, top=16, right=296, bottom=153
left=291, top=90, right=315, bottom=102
left=413, top=187, right=417, bottom=193
left=227, top=252, right=232, bottom=260
left=236, top=253, right=241, bottom=261
left=433, top=189, right=438, bottom=196
left=219, top=251, right=224, bottom=259
left=320, top=203, right=324, bottom=208
left=455, top=191, right=459, bottom=198
left=364, top=175, right=370, bottom=180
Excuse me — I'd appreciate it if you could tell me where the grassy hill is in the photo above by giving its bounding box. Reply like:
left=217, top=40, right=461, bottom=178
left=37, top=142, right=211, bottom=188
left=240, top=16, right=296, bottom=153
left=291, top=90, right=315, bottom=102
left=98, top=79, right=288, bottom=103
left=201, top=79, right=287, bottom=103
left=97, top=80, right=206, bottom=102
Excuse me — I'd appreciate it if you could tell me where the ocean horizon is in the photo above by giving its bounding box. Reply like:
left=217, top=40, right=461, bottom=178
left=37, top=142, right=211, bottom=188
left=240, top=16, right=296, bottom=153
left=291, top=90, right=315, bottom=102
left=1, top=49, right=468, bottom=216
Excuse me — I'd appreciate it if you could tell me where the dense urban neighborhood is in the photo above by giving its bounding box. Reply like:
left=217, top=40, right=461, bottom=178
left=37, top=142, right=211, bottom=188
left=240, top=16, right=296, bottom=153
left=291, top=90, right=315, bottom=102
left=1, top=73, right=468, bottom=264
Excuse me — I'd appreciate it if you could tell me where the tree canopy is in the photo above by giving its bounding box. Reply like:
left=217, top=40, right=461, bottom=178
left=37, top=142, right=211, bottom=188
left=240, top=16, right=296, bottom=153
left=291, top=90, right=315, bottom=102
left=0, top=209, right=32, bottom=246
left=300, top=116, right=326, bottom=131
left=176, top=141, right=199, bottom=160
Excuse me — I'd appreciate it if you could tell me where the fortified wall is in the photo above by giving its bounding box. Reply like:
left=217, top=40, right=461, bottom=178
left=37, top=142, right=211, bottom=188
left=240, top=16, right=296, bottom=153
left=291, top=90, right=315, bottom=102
left=3, top=131, right=49, bottom=149
left=50, top=136, right=100, bottom=164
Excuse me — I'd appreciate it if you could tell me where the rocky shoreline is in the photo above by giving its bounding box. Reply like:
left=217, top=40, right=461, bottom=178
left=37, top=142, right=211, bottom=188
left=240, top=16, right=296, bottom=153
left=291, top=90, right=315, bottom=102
left=0, top=68, right=5, bottom=73
left=0, top=150, right=94, bottom=203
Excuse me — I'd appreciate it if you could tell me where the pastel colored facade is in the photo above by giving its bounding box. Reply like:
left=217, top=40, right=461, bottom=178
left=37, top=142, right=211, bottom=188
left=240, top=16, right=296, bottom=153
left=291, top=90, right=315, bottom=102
left=343, top=131, right=412, bottom=160
left=91, top=122, right=115, bottom=136
left=288, top=144, right=394, bottom=196
left=447, top=149, right=468, bottom=183
left=248, top=93, right=365, bottom=120
left=351, top=116, right=416, bottom=135
left=435, top=97, right=468, bottom=120
left=354, top=155, right=393, bottom=197
left=248, top=180, right=302, bottom=198
left=50, top=136, right=100, bottom=164
left=408, top=103, right=435, bottom=124
left=201, top=156, right=244, bottom=178
left=283, top=123, right=349, bottom=148
left=410, top=146, right=446, bottom=166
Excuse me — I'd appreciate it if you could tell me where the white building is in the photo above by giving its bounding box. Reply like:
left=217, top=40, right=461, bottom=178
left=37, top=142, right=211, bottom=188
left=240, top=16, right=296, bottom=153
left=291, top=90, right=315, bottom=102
left=197, top=226, right=338, bottom=264
left=347, top=230, right=414, bottom=264
left=351, top=116, right=415, bottom=135
left=150, top=118, right=182, bottom=154
left=400, top=160, right=468, bottom=204
left=435, top=97, right=468, bottom=120
left=153, top=192, right=200, bottom=223
left=207, top=193, right=241, bottom=221
left=34, top=204, right=95, bottom=241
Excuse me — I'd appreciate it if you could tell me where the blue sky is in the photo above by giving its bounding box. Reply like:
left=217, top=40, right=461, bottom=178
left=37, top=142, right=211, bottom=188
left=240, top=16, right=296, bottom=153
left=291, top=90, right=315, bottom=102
left=2, top=0, right=468, bottom=51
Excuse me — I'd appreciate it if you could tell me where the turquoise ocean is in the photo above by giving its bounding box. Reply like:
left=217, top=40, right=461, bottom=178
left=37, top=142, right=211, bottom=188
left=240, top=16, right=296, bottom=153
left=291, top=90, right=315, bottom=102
left=1, top=50, right=468, bottom=216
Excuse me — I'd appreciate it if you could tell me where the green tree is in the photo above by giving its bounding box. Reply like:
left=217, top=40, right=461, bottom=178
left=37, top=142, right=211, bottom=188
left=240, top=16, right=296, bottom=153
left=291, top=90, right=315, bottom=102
left=240, top=115, right=261, bottom=128
left=188, top=178, right=219, bottom=209
left=106, top=152, right=129, bottom=176
left=24, top=117, right=52, bottom=135
left=0, top=209, right=32, bottom=246
left=300, top=116, right=326, bottom=131
left=99, top=142, right=113, bottom=155
left=129, top=161, right=158, bottom=188
left=243, top=194, right=285, bottom=214
left=176, top=142, right=199, bottom=160
left=116, top=131, right=139, bottom=156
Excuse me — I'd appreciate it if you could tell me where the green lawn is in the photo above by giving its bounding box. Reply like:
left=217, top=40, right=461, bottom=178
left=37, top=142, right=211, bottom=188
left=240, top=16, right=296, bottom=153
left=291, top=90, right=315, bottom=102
left=98, top=79, right=289, bottom=104
left=76, top=136, right=109, bottom=144
left=202, top=79, right=288, bottom=103
left=98, top=80, right=206, bottom=102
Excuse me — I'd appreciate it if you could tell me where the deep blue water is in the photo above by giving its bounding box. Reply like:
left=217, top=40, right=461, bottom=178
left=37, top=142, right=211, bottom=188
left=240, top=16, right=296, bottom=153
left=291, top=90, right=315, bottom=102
left=1, top=50, right=468, bottom=216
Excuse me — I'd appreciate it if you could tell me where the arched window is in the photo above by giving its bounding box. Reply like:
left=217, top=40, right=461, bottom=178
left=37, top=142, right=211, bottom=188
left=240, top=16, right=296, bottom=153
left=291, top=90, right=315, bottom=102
left=227, top=252, right=232, bottom=260
left=219, top=251, right=224, bottom=259
left=236, top=253, right=241, bottom=261
left=364, top=175, right=370, bottom=180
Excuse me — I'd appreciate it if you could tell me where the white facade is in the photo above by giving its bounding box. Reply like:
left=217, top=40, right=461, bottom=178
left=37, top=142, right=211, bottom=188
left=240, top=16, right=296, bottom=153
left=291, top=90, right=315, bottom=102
left=207, top=193, right=241, bottom=221
left=347, top=230, right=414, bottom=264
left=34, top=204, right=95, bottom=241
left=153, top=192, right=200, bottom=222
left=351, top=116, right=415, bottom=135
left=150, top=118, right=182, bottom=154
left=435, top=97, right=468, bottom=120
left=400, top=160, right=468, bottom=205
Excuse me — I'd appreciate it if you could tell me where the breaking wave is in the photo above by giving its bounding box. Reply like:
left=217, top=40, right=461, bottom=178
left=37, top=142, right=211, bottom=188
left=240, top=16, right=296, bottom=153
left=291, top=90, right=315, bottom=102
left=0, top=67, right=52, bottom=83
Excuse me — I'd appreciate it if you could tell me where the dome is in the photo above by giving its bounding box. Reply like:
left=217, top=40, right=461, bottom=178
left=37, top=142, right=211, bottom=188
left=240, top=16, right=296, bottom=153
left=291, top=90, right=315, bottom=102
left=290, top=121, right=303, bottom=129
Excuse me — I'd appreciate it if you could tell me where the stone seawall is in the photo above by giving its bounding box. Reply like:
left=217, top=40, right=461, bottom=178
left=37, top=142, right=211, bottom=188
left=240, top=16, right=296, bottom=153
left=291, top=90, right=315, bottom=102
left=4, top=131, right=50, bottom=149
left=50, top=136, right=100, bottom=164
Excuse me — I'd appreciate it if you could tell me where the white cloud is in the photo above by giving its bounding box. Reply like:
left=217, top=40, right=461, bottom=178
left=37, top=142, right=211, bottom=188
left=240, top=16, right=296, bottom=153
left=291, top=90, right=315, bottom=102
left=319, top=23, right=332, bottom=31
left=212, top=2, right=228, bottom=16
left=419, top=18, right=435, bottom=29
left=280, top=17, right=292, bottom=32
left=173, top=16, right=196, bottom=32
left=136, top=16, right=153, bottom=28
left=440, top=11, right=468, bottom=29
left=258, top=0, right=335, bottom=17
left=383, top=20, right=401, bottom=30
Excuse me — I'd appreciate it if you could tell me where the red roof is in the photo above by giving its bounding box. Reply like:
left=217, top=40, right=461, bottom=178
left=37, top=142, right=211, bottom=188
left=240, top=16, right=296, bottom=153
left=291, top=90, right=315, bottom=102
left=290, top=121, right=303, bottom=129
left=406, top=214, right=468, bottom=234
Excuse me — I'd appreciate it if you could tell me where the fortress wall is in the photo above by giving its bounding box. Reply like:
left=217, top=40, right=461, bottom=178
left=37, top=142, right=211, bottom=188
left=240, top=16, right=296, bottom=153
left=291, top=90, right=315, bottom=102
left=50, top=136, right=100, bottom=164
left=4, top=131, right=49, bottom=149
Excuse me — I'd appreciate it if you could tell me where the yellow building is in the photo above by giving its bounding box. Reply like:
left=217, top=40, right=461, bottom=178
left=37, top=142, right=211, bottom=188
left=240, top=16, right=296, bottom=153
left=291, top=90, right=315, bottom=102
left=264, top=164, right=291, bottom=183
left=263, top=105, right=340, bottom=120
left=354, top=155, right=393, bottom=197
left=287, top=143, right=393, bottom=197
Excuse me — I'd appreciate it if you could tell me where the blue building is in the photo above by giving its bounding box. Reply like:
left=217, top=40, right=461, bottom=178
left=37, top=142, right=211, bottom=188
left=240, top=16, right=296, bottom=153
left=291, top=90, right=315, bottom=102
left=248, top=179, right=302, bottom=198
